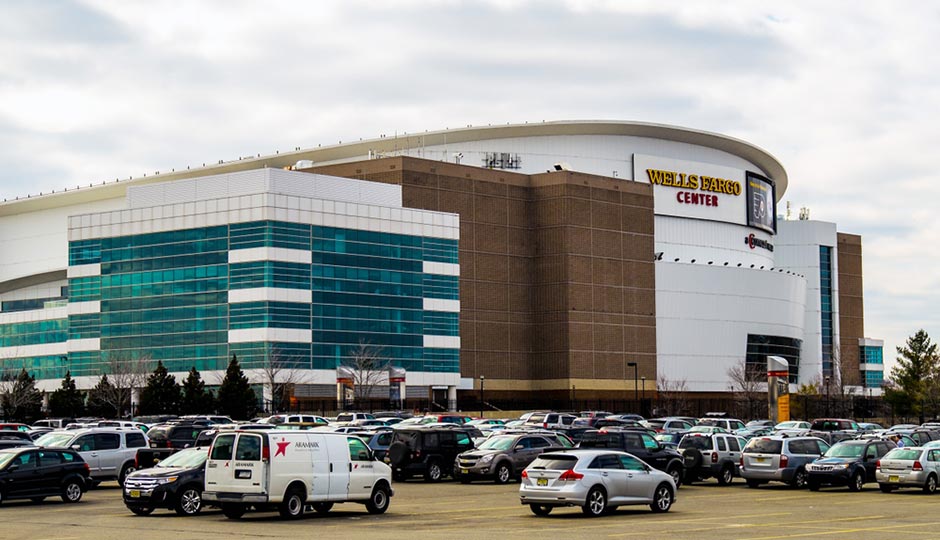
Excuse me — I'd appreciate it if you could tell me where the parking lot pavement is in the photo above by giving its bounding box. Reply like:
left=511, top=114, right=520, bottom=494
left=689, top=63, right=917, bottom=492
left=8, top=480, right=940, bottom=540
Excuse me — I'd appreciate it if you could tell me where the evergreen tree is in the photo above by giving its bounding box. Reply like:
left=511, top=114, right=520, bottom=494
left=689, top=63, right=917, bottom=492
left=138, top=361, right=181, bottom=415
left=49, top=371, right=85, bottom=417
left=180, top=367, right=215, bottom=415
left=0, top=368, right=42, bottom=422
left=86, top=374, right=118, bottom=418
left=217, top=355, right=257, bottom=420
left=889, top=329, right=940, bottom=422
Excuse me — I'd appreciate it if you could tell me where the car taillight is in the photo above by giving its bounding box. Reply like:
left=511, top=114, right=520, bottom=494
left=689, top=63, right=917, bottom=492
left=558, top=469, right=584, bottom=481
left=83, top=463, right=90, bottom=473
left=543, top=423, right=548, bottom=429
left=739, top=456, right=744, bottom=467
left=521, top=470, right=528, bottom=479
left=711, top=452, right=717, bottom=463
left=262, top=444, right=270, bottom=461
left=876, top=460, right=881, bottom=470
left=914, top=461, right=923, bottom=471
left=778, top=454, right=789, bottom=468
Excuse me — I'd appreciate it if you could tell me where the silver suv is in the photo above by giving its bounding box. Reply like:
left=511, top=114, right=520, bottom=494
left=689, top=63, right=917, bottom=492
left=34, top=427, right=148, bottom=486
left=524, top=412, right=577, bottom=429
left=678, top=433, right=746, bottom=485
left=455, top=433, right=565, bottom=483
left=740, top=436, right=830, bottom=488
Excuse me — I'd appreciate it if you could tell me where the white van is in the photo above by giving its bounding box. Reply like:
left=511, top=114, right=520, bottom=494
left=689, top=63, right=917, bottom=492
left=203, top=430, right=393, bottom=519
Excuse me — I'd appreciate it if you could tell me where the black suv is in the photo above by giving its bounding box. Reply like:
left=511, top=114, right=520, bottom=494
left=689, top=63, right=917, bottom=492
left=136, top=423, right=211, bottom=469
left=806, top=439, right=894, bottom=491
left=123, top=447, right=209, bottom=516
left=578, top=429, right=685, bottom=487
left=0, top=447, right=89, bottom=504
left=386, top=426, right=475, bottom=481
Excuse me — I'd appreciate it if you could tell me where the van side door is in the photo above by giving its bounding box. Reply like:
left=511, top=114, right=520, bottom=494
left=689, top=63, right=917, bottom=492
left=347, top=437, right=375, bottom=499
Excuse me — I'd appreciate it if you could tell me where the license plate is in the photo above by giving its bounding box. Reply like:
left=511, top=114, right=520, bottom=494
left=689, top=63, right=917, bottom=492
left=755, top=457, right=767, bottom=463
left=461, top=469, right=468, bottom=474
left=129, top=490, right=141, bottom=498
left=890, top=475, right=900, bottom=483
left=537, top=478, right=548, bottom=486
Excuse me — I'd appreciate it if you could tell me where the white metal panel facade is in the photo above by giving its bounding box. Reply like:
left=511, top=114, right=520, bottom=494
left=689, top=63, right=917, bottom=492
left=656, top=263, right=807, bottom=392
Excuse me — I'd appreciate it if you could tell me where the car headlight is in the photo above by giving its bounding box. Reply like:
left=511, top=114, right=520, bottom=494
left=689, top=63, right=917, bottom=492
left=156, top=476, right=179, bottom=484
left=480, top=454, right=494, bottom=464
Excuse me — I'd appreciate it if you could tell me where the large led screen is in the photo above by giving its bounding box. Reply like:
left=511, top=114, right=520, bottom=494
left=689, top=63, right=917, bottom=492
left=746, top=172, right=776, bottom=234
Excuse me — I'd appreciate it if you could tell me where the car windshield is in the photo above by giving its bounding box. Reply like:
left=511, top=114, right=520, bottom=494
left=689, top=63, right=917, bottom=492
left=825, top=444, right=864, bottom=458
left=679, top=436, right=713, bottom=450
left=157, top=448, right=209, bottom=468
left=776, top=421, right=801, bottom=429
left=884, top=448, right=922, bottom=461
left=478, top=436, right=516, bottom=451
left=34, top=432, right=75, bottom=448
left=744, top=439, right=783, bottom=454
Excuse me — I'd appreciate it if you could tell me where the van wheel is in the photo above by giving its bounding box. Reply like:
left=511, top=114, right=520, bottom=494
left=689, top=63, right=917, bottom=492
left=222, top=503, right=246, bottom=519
left=119, top=464, right=137, bottom=487
left=311, top=502, right=333, bottom=514
left=494, top=463, right=512, bottom=484
left=365, top=484, right=390, bottom=514
left=279, top=487, right=306, bottom=519
left=425, top=460, right=443, bottom=482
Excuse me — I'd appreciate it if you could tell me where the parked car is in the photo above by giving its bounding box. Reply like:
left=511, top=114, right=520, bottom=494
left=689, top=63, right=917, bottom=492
left=0, top=423, right=31, bottom=433
left=32, top=418, right=75, bottom=430
left=259, top=414, right=330, bottom=426
left=773, top=420, right=811, bottom=437
left=524, top=412, right=578, bottom=430
left=386, top=426, right=475, bottom=481
left=578, top=429, right=685, bottom=487
left=740, top=436, right=830, bottom=488
left=0, top=429, right=34, bottom=448
left=654, top=432, right=687, bottom=450
left=678, top=433, right=746, bottom=485
left=646, top=418, right=695, bottom=434
left=203, top=430, right=392, bottom=518
left=455, top=433, right=563, bottom=484
left=876, top=446, right=940, bottom=493
left=33, top=427, right=149, bottom=486
left=806, top=439, right=894, bottom=491
left=807, top=418, right=859, bottom=444
left=519, top=449, right=676, bottom=517
left=696, top=418, right=746, bottom=432
left=123, top=446, right=210, bottom=515
left=334, top=412, right=376, bottom=424
left=0, top=446, right=89, bottom=504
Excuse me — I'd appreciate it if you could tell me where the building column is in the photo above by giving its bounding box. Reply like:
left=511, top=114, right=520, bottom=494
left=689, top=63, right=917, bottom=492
left=447, top=385, right=457, bottom=412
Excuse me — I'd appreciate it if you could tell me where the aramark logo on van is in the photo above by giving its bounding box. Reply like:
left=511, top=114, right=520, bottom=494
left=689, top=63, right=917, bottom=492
left=296, top=441, right=319, bottom=449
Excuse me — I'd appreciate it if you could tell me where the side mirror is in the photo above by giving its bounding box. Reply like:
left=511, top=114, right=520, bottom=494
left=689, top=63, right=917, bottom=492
left=71, top=445, right=81, bottom=451
left=514, top=445, right=525, bottom=452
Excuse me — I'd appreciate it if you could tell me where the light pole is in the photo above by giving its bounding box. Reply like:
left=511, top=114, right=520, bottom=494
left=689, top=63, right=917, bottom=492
left=627, top=362, right=638, bottom=410
left=479, top=375, right=485, bottom=418
left=825, top=376, right=831, bottom=416
left=640, top=376, right=646, bottom=416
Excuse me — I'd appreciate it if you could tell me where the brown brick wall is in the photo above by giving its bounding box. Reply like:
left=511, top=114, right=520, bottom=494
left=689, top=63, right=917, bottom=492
left=309, top=157, right=656, bottom=398
left=837, top=233, right=864, bottom=384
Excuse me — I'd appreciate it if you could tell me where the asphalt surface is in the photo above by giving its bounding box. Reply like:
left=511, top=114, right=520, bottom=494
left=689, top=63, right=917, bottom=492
left=5, top=477, right=940, bottom=540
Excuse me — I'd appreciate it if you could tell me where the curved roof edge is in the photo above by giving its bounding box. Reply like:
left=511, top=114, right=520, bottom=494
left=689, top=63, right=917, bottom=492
left=0, top=120, right=787, bottom=217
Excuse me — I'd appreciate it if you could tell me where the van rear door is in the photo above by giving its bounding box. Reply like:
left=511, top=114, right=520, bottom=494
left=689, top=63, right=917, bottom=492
left=205, top=432, right=267, bottom=495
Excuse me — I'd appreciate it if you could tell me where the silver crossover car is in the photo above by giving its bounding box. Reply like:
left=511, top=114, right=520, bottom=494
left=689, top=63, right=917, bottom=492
left=876, top=446, right=940, bottom=493
left=519, top=449, right=676, bottom=517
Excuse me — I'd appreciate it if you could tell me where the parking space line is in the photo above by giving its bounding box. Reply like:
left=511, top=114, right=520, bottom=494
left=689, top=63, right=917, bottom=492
left=738, top=520, right=940, bottom=540
left=606, top=514, right=885, bottom=538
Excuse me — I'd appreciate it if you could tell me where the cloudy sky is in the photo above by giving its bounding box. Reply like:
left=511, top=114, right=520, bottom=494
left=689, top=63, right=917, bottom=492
left=1, top=0, right=937, bottom=375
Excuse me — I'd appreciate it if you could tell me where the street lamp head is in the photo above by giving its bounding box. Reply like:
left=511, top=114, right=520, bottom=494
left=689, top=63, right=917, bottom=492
left=480, top=375, right=484, bottom=381
left=627, top=362, right=637, bottom=367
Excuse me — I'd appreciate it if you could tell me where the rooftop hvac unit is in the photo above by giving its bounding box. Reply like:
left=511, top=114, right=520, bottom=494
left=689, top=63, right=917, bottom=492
left=295, top=160, right=314, bottom=169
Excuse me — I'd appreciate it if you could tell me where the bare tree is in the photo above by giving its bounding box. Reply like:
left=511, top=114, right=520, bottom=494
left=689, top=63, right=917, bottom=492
left=260, top=346, right=311, bottom=414
left=656, top=375, right=690, bottom=417
left=826, top=345, right=860, bottom=417
left=341, top=342, right=390, bottom=406
left=727, top=358, right=766, bottom=420
left=97, top=352, right=152, bottom=417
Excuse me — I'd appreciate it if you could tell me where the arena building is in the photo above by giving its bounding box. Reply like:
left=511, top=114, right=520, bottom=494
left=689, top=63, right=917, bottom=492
left=0, top=121, right=884, bottom=410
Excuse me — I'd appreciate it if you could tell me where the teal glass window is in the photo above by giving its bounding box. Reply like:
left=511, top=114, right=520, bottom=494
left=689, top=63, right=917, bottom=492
left=820, top=246, right=834, bottom=376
